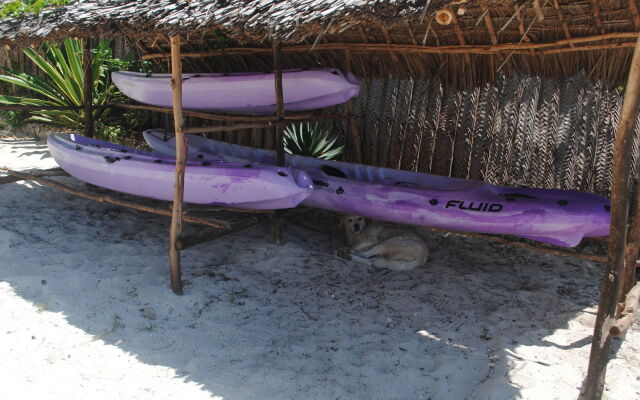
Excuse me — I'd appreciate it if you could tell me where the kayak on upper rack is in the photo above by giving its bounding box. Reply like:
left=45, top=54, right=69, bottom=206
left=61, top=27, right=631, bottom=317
left=112, top=68, right=361, bottom=114
left=143, top=128, right=611, bottom=247
left=47, top=133, right=313, bottom=210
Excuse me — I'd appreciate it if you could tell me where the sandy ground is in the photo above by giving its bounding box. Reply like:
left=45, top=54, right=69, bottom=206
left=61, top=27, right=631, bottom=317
left=0, top=135, right=638, bottom=400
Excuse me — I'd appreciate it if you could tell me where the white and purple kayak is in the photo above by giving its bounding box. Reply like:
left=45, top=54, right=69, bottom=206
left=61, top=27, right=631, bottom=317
left=112, top=68, right=360, bottom=114
left=47, top=133, right=313, bottom=210
left=144, top=129, right=611, bottom=247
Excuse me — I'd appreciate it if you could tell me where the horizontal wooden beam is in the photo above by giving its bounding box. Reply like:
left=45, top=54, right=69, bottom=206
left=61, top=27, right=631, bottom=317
left=182, top=122, right=273, bottom=134
left=0, top=104, right=87, bottom=111
left=0, top=167, right=67, bottom=185
left=3, top=168, right=232, bottom=230
left=141, top=32, right=640, bottom=60
left=423, top=225, right=637, bottom=266
left=110, top=103, right=348, bottom=123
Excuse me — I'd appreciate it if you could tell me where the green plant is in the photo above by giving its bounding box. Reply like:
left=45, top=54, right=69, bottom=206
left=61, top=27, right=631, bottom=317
left=0, top=0, right=70, bottom=18
left=283, top=122, right=344, bottom=160
left=0, top=38, right=119, bottom=132
left=0, top=110, right=28, bottom=130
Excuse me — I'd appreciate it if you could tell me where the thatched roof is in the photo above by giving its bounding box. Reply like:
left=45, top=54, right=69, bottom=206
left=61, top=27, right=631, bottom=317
left=1, top=1, right=637, bottom=46
left=0, top=0, right=441, bottom=46
left=1, top=1, right=639, bottom=85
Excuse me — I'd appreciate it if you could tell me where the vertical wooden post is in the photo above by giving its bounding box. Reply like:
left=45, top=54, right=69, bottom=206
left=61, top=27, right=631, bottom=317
left=621, top=184, right=640, bottom=311
left=274, top=42, right=285, bottom=167
left=273, top=41, right=285, bottom=243
left=83, top=39, right=94, bottom=138
left=168, top=35, right=185, bottom=295
left=580, top=36, right=640, bottom=400
left=344, top=49, right=361, bottom=163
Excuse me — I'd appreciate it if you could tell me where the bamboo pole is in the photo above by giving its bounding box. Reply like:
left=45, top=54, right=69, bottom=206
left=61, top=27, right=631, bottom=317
left=2, top=169, right=231, bottom=229
left=109, top=103, right=348, bottom=123
left=344, top=49, right=362, bottom=163
left=168, top=35, right=185, bottom=295
left=580, top=36, right=640, bottom=400
left=140, top=32, right=640, bottom=60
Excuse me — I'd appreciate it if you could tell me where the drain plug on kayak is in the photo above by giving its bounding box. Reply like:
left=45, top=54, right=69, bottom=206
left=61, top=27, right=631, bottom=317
left=336, top=187, right=344, bottom=194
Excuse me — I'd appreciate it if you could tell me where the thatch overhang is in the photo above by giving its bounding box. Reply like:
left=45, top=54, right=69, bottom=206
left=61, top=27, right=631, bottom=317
left=0, top=0, right=442, bottom=47
left=3, top=1, right=638, bottom=85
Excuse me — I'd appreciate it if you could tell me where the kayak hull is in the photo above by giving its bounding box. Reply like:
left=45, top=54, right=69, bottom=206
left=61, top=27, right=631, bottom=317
left=47, top=133, right=313, bottom=210
left=112, top=69, right=360, bottom=114
left=144, top=129, right=611, bottom=247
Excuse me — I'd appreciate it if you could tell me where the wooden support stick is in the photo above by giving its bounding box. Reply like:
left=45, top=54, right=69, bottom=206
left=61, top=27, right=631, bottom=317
left=273, top=42, right=285, bottom=244
left=591, top=0, right=605, bottom=35
left=109, top=103, right=348, bottom=123
left=344, top=49, right=361, bottom=163
left=140, top=33, right=640, bottom=60
left=0, top=104, right=88, bottom=111
left=2, top=169, right=231, bottom=229
left=182, top=122, right=273, bottom=134
left=580, top=36, right=640, bottom=400
left=553, top=0, right=573, bottom=43
left=168, top=35, right=185, bottom=295
left=176, top=218, right=257, bottom=251
left=274, top=42, right=285, bottom=168
left=83, top=39, right=94, bottom=138
left=423, top=226, right=627, bottom=266
left=621, top=175, right=640, bottom=312
left=0, top=167, right=67, bottom=185
left=610, top=281, right=640, bottom=337
left=630, top=0, right=640, bottom=30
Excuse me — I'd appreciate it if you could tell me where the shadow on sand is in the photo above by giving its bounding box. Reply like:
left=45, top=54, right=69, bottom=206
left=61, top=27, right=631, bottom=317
left=0, top=175, right=611, bottom=400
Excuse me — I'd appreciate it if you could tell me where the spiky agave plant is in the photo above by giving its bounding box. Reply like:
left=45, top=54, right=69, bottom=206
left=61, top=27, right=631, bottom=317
left=0, top=38, right=117, bottom=130
left=283, top=122, right=344, bottom=160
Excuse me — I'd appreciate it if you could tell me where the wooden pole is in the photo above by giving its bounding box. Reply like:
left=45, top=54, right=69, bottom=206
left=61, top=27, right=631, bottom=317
left=168, top=35, right=185, bottom=295
left=580, top=36, right=640, bottom=400
left=344, top=49, right=362, bottom=163
left=109, top=103, right=347, bottom=123
left=273, top=41, right=285, bottom=244
left=2, top=169, right=231, bottom=229
left=610, top=280, right=640, bottom=337
left=274, top=42, right=285, bottom=167
left=83, top=39, right=94, bottom=138
left=621, top=181, right=640, bottom=313
left=140, top=33, right=640, bottom=60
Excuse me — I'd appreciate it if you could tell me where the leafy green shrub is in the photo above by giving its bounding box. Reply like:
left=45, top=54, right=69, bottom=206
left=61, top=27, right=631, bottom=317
left=284, top=122, right=344, bottom=160
left=0, top=38, right=120, bottom=135
left=0, top=110, right=28, bottom=130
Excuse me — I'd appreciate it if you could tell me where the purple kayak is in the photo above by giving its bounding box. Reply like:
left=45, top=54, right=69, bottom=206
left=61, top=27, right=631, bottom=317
left=112, top=69, right=360, bottom=114
left=47, top=133, right=313, bottom=210
left=144, top=129, right=611, bottom=247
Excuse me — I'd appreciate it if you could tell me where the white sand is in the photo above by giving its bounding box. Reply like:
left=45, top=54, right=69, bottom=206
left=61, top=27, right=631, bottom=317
left=0, top=135, right=638, bottom=400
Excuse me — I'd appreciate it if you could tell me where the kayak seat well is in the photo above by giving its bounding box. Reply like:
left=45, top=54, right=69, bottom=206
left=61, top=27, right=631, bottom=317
left=321, top=165, right=348, bottom=178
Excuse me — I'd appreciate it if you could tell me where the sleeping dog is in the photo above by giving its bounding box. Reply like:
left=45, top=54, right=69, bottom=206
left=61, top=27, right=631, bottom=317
left=338, top=215, right=428, bottom=271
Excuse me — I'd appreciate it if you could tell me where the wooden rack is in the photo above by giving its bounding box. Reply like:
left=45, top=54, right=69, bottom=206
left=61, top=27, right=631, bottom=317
left=3, top=32, right=639, bottom=400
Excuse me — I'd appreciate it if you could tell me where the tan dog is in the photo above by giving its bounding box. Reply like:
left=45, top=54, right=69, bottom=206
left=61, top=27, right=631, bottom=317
left=339, top=215, right=428, bottom=271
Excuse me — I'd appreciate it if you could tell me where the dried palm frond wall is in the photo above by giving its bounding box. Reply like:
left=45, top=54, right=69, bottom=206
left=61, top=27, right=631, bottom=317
left=211, top=72, right=640, bottom=198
